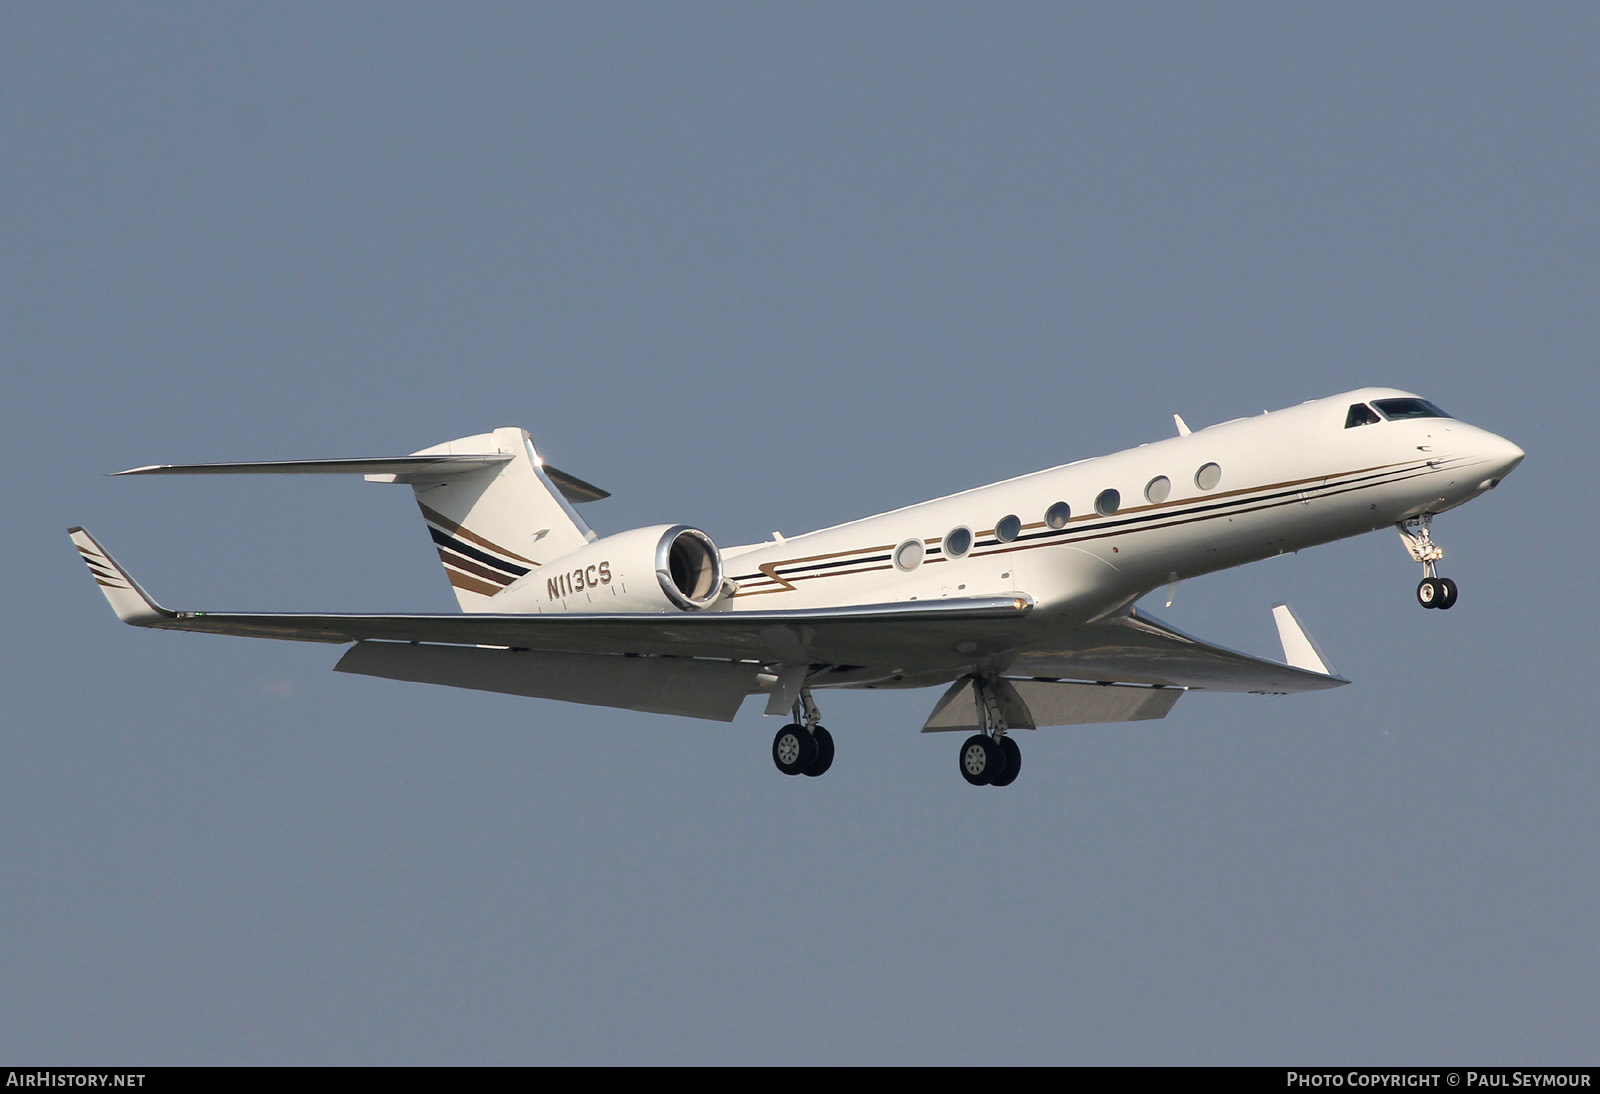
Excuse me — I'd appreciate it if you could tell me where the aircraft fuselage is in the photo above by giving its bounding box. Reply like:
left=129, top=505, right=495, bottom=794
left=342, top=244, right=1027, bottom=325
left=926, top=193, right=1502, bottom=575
left=719, top=388, right=1523, bottom=631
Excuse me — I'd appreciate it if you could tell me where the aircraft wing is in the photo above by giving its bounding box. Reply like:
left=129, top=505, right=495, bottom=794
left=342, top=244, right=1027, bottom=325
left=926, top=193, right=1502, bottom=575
left=69, top=527, right=1033, bottom=667
left=72, top=526, right=1342, bottom=709
left=1007, top=606, right=1349, bottom=694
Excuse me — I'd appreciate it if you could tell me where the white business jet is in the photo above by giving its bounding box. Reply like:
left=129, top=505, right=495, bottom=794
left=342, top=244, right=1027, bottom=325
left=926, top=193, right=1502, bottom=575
left=71, top=388, right=1522, bottom=787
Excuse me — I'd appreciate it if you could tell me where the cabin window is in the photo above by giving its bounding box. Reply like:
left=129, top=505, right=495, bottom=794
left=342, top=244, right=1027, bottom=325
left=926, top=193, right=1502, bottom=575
left=943, top=527, right=973, bottom=559
left=894, top=539, right=925, bottom=571
left=995, top=514, right=1021, bottom=543
left=1045, top=501, right=1071, bottom=530
left=1195, top=463, right=1222, bottom=491
left=1094, top=489, right=1120, bottom=516
left=1372, top=398, right=1451, bottom=421
left=1345, top=403, right=1382, bottom=428
left=1145, top=476, right=1171, bottom=504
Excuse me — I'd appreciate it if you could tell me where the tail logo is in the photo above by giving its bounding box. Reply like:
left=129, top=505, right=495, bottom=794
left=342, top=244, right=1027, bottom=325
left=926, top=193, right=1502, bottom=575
left=75, top=542, right=129, bottom=590
left=418, top=503, right=538, bottom=597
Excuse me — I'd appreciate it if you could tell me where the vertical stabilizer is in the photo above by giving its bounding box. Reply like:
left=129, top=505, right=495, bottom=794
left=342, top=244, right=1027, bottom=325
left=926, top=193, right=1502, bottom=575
left=389, top=428, right=597, bottom=611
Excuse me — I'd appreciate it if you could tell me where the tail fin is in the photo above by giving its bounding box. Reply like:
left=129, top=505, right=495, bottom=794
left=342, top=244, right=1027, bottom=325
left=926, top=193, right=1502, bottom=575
left=112, top=427, right=606, bottom=612
left=379, top=428, right=598, bottom=611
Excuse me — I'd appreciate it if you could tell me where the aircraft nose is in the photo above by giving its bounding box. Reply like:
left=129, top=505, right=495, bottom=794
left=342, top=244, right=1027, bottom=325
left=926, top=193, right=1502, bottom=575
left=1475, top=431, right=1524, bottom=490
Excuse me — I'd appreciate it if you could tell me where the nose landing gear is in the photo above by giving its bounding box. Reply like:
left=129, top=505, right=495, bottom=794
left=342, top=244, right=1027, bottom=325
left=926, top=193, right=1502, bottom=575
left=1398, top=515, right=1458, bottom=609
left=1416, top=575, right=1458, bottom=609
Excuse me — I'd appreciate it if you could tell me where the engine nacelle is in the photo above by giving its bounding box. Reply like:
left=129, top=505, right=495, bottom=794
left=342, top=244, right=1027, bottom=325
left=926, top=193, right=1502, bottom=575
left=493, top=524, right=725, bottom=613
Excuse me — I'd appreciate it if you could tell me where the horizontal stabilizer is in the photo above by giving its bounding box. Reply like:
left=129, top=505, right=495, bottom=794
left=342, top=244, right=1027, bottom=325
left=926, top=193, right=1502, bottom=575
left=542, top=466, right=610, bottom=503
left=112, top=454, right=607, bottom=502
left=337, top=642, right=755, bottom=721
left=114, top=455, right=512, bottom=482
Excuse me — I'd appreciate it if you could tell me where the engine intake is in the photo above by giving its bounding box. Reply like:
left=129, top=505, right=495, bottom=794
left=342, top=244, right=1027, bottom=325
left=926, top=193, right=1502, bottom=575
left=657, top=526, right=723, bottom=609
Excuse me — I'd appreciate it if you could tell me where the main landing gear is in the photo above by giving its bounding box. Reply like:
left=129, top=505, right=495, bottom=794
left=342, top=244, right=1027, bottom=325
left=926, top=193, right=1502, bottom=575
left=771, top=688, right=834, bottom=778
left=958, top=677, right=1021, bottom=788
left=767, top=677, right=1027, bottom=787
left=1397, top=515, right=1459, bottom=610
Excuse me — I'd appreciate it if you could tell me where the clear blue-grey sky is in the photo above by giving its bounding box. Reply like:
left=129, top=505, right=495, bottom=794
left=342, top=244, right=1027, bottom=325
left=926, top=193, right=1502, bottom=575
left=4, top=3, right=1595, bottom=1064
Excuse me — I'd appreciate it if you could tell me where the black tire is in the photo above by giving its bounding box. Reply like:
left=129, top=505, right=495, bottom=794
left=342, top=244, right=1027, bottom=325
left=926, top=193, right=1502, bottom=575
left=990, top=736, right=1022, bottom=787
left=1417, top=577, right=1441, bottom=608
left=803, top=726, right=834, bottom=777
left=1437, top=578, right=1459, bottom=610
left=772, top=724, right=817, bottom=776
left=959, top=734, right=1001, bottom=786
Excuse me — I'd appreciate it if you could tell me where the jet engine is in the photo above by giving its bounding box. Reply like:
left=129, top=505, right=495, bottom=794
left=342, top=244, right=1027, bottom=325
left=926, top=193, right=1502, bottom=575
left=493, top=524, right=726, bottom=613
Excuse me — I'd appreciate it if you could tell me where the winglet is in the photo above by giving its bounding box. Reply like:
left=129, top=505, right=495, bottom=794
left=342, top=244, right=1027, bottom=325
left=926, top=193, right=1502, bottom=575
left=68, top=527, right=173, bottom=627
left=1174, top=414, right=1192, bottom=437
left=1271, top=603, right=1337, bottom=677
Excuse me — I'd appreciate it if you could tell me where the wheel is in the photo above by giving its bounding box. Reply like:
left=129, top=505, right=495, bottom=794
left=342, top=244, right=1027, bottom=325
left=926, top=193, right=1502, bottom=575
left=1437, top=577, right=1458, bottom=610
left=803, top=726, right=834, bottom=777
left=772, top=723, right=817, bottom=776
left=1417, top=577, right=1442, bottom=608
left=959, top=734, right=1003, bottom=786
left=990, top=736, right=1022, bottom=787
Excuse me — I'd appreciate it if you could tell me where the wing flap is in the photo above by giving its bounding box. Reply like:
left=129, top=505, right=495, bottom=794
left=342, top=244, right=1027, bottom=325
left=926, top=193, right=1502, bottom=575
left=336, top=642, right=755, bottom=721
left=921, top=676, right=1182, bottom=732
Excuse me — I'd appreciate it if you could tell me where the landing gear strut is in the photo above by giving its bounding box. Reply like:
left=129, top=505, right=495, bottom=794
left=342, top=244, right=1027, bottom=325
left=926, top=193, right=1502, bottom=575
left=958, top=676, right=1021, bottom=788
left=1398, top=515, right=1458, bottom=610
left=771, top=688, right=833, bottom=778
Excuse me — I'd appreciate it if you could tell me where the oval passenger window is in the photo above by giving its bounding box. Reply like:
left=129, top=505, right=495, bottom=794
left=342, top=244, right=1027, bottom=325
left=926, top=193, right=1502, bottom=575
left=894, top=539, right=924, bottom=571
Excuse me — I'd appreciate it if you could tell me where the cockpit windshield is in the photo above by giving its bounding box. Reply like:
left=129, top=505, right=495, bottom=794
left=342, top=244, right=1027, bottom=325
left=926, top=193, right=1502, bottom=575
left=1345, top=403, right=1382, bottom=428
left=1372, top=398, right=1451, bottom=421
